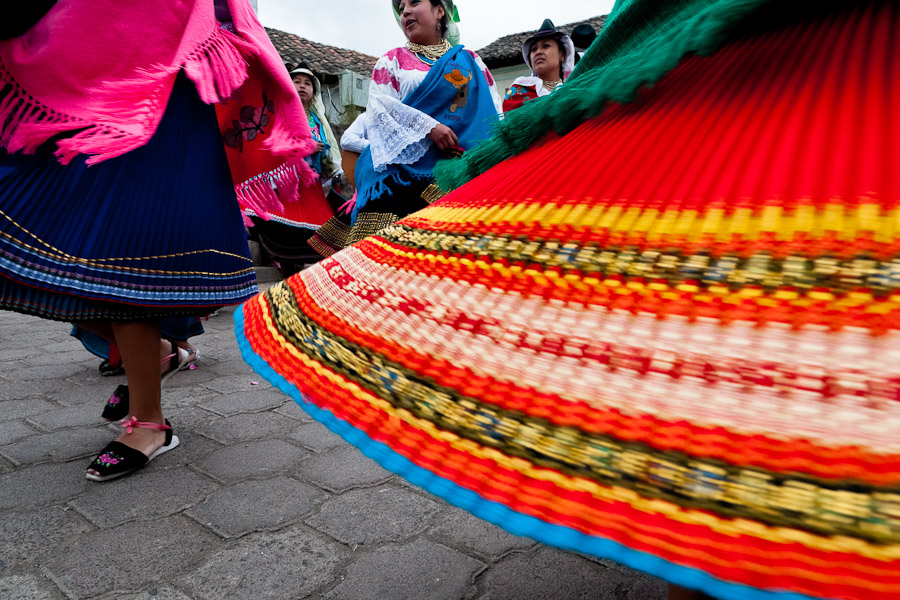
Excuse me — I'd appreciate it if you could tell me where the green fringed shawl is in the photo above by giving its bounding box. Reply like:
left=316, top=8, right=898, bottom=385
left=434, top=0, right=775, bottom=191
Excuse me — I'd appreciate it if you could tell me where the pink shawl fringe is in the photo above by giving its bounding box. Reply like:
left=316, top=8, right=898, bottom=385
left=0, top=0, right=315, bottom=214
left=236, top=159, right=318, bottom=217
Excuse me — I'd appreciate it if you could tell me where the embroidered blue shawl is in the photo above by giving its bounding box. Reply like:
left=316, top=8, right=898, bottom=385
left=305, top=112, right=328, bottom=176
left=351, top=45, right=497, bottom=222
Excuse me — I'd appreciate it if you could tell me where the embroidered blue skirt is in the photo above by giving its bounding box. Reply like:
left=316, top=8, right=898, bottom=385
left=0, top=73, right=258, bottom=321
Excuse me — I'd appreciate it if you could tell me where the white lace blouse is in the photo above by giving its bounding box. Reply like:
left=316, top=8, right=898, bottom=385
left=366, top=46, right=502, bottom=172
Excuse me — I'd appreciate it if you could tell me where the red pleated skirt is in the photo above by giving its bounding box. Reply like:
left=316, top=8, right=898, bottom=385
left=238, top=3, right=900, bottom=599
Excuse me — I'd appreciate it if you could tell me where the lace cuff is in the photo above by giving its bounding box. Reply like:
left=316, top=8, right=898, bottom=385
left=368, top=94, right=439, bottom=172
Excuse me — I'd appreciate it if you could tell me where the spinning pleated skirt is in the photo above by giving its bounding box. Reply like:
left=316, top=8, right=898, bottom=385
left=0, top=73, right=258, bottom=321
left=236, top=2, right=900, bottom=599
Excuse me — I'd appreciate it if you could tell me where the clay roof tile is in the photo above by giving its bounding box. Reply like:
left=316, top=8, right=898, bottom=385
left=266, top=27, right=379, bottom=78
left=476, top=15, right=607, bottom=68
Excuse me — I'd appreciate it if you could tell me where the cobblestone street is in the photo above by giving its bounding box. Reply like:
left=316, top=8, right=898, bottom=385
left=0, top=291, right=667, bottom=600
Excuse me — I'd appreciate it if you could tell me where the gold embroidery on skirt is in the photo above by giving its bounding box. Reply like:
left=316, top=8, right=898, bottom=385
left=347, top=213, right=400, bottom=245
left=421, top=183, right=449, bottom=205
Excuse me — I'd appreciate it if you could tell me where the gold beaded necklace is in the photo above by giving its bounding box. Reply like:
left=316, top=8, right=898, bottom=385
left=407, top=39, right=452, bottom=62
left=543, top=79, right=562, bottom=91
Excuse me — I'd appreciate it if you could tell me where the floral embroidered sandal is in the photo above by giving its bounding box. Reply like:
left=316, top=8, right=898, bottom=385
left=102, top=384, right=131, bottom=421
left=101, top=340, right=199, bottom=421
left=86, top=417, right=179, bottom=482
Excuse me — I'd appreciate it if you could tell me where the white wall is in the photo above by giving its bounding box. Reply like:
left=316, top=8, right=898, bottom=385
left=322, top=83, right=350, bottom=125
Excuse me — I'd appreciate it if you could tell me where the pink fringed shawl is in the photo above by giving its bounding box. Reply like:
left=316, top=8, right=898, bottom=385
left=0, top=0, right=316, bottom=215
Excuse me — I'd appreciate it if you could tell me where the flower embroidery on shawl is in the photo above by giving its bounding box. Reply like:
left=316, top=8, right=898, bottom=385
left=224, top=92, right=275, bottom=152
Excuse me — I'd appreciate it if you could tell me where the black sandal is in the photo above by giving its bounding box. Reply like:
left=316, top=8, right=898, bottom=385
left=98, top=359, right=125, bottom=377
left=100, top=341, right=198, bottom=421
left=101, top=385, right=130, bottom=421
left=86, top=418, right=179, bottom=482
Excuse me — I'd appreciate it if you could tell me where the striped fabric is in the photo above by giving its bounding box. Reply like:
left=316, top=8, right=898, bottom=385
left=0, top=74, right=258, bottom=321
left=237, top=3, right=900, bottom=598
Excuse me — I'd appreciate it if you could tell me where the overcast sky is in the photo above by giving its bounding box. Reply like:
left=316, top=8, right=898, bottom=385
left=259, top=1, right=616, bottom=57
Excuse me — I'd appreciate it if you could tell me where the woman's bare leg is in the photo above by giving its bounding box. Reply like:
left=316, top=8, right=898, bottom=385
left=92, top=321, right=166, bottom=462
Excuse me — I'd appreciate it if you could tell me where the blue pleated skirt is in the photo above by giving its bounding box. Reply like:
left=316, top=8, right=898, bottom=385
left=0, top=73, right=258, bottom=321
left=71, top=316, right=205, bottom=361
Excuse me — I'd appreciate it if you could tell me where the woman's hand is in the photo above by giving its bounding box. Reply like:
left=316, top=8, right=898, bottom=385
left=315, top=141, right=326, bottom=153
left=427, top=124, right=459, bottom=152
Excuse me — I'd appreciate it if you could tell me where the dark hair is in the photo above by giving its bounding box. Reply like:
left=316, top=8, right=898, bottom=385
left=429, top=0, right=449, bottom=38
left=554, top=39, right=567, bottom=79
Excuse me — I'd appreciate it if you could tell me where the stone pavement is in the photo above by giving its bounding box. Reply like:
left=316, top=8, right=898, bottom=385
left=0, top=296, right=668, bottom=600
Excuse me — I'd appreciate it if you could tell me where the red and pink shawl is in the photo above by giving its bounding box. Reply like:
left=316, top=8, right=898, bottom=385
left=0, top=0, right=315, bottom=215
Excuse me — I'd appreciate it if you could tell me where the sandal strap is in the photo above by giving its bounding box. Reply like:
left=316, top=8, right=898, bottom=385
left=160, top=337, right=179, bottom=365
left=120, top=416, right=172, bottom=433
left=163, top=337, right=184, bottom=371
left=160, top=337, right=183, bottom=368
